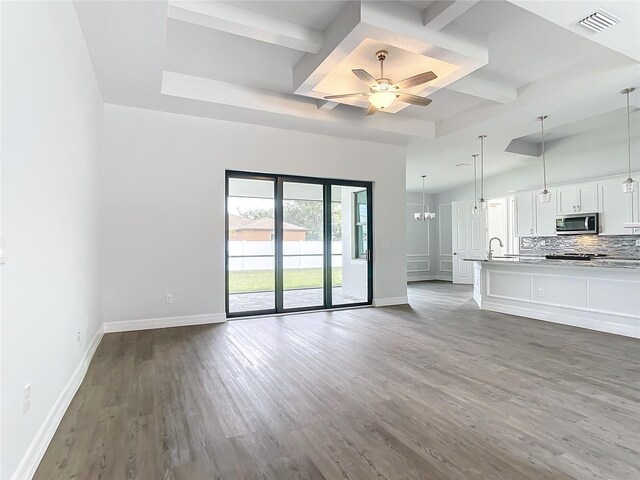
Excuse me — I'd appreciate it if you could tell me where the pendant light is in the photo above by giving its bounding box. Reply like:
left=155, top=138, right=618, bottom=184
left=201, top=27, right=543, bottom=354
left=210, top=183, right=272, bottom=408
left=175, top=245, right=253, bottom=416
left=478, top=135, right=487, bottom=209
left=621, top=87, right=637, bottom=193
left=537, top=115, right=551, bottom=202
left=472, top=154, right=480, bottom=215
left=414, top=175, right=436, bottom=221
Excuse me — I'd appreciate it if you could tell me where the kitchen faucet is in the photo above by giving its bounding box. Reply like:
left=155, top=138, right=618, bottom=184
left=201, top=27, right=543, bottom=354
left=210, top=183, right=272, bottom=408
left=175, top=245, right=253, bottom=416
left=488, top=237, right=504, bottom=260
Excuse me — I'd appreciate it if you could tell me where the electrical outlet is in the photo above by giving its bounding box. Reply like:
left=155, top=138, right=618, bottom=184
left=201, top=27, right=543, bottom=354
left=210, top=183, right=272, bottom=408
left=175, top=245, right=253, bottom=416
left=165, top=294, right=174, bottom=304
left=541, top=240, right=546, bottom=246
left=537, top=288, right=544, bottom=297
left=23, top=384, right=31, bottom=414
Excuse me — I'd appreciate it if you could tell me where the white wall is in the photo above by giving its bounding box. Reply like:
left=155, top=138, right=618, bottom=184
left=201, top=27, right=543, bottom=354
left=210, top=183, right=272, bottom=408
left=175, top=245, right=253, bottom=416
left=405, top=192, right=437, bottom=281
left=99, top=104, right=407, bottom=324
left=433, top=125, right=640, bottom=279
left=1, top=2, right=103, bottom=478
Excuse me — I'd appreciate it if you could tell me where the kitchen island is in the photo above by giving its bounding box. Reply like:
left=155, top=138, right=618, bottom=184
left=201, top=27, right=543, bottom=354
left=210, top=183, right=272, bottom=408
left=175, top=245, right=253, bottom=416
left=469, top=257, right=640, bottom=338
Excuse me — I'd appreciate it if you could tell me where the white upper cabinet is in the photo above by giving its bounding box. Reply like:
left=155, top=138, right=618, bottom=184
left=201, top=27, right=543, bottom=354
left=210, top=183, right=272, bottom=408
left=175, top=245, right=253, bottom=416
left=535, top=187, right=557, bottom=236
left=599, top=179, right=636, bottom=235
left=556, top=182, right=598, bottom=215
left=514, top=190, right=535, bottom=237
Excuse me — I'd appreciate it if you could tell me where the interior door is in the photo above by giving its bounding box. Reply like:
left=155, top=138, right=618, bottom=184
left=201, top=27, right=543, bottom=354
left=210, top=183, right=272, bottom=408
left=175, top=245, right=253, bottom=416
left=452, top=201, right=487, bottom=284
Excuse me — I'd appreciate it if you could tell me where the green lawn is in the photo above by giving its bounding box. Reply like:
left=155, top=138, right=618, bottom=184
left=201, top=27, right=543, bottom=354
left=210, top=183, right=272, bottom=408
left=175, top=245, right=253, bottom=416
left=229, top=268, right=342, bottom=293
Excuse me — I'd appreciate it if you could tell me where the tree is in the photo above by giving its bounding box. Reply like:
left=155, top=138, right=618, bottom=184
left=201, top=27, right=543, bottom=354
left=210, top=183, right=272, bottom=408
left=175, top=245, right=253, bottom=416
left=237, top=207, right=273, bottom=220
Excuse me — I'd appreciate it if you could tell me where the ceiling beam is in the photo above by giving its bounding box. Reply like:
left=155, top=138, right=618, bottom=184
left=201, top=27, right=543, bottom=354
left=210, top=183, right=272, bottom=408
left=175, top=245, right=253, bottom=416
left=446, top=76, right=517, bottom=104
left=167, top=1, right=324, bottom=53
left=161, top=71, right=435, bottom=139
left=422, top=1, right=480, bottom=31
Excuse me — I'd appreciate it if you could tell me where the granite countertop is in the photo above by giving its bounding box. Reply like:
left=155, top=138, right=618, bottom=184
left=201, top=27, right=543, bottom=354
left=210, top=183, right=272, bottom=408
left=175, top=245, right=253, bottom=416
left=463, top=256, right=640, bottom=269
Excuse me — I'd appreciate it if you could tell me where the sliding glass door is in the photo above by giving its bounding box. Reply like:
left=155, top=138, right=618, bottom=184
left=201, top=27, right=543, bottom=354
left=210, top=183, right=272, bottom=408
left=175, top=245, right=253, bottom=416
left=225, top=171, right=372, bottom=317
left=281, top=180, right=325, bottom=310
left=226, top=176, right=276, bottom=314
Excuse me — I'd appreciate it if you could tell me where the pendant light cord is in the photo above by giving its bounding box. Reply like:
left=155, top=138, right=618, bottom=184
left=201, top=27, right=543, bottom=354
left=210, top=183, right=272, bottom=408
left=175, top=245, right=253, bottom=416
left=472, top=154, right=478, bottom=208
left=627, top=90, right=632, bottom=178
left=422, top=175, right=426, bottom=216
left=479, top=136, right=486, bottom=201
left=540, top=116, right=547, bottom=190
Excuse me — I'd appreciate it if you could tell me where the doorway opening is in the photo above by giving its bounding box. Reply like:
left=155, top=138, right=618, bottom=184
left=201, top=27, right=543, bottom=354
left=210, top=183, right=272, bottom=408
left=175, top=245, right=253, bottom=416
left=225, top=171, right=373, bottom=317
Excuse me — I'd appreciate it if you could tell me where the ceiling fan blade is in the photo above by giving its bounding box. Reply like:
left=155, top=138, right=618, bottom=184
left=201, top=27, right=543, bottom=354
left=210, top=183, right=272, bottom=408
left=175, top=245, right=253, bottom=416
left=324, top=93, right=369, bottom=100
left=397, top=93, right=432, bottom=106
left=352, top=69, right=379, bottom=88
left=365, top=103, right=377, bottom=116
left=394, top=71, right=437, bottom=90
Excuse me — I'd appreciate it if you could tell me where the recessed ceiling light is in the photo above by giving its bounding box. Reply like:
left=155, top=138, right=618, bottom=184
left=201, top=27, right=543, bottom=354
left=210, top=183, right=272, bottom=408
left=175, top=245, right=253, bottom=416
left=578, top=10, right=619, bottom=33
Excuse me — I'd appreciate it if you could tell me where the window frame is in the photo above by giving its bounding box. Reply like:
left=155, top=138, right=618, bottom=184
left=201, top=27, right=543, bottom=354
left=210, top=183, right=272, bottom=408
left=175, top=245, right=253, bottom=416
left=353, top=189, right=368, bottom=260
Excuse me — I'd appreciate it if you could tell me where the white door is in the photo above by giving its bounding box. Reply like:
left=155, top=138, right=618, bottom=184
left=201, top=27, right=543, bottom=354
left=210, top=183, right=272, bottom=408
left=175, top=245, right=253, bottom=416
left=452, top=201, right=487, bottom=284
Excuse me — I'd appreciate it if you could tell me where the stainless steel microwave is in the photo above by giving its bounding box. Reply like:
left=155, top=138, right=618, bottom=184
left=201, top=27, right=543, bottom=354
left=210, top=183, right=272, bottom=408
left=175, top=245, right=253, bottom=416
left=555, top=213, right=599, bottom=235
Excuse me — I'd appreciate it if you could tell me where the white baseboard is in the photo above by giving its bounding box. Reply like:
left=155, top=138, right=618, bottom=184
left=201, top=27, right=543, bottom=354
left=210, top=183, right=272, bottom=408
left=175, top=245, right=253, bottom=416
left=482, top=301, right=640, bottom=339
left=374, top=296, right=409, bottom=307
left=436, top=274, right=453, bottom=282
left=103, top=313, right=226, bottom=333
left=12, top=326, right=104, bottom=480
left=407, top=274, right=436, bottom=282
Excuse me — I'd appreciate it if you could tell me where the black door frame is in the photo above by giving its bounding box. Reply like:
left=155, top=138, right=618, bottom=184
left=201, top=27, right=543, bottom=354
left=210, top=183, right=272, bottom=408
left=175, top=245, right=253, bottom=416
left=225, top=170, right=373, bottom=318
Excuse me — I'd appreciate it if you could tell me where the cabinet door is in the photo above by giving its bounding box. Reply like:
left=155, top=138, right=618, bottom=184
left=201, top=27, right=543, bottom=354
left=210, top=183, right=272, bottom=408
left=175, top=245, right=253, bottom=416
left=556, top=186, right=577, bottom=215
left=535, top=187, right=557, bottom=236
left=599, top=182, right=634, bottom=235
left=515, top=191, right=535, bottom=237
left=577, top=183, right=598, bottom=213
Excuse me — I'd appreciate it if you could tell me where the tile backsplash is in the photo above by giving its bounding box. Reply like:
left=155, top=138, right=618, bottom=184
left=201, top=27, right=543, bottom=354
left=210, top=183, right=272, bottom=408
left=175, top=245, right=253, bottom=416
left=520, top=235, right=640, bottom=258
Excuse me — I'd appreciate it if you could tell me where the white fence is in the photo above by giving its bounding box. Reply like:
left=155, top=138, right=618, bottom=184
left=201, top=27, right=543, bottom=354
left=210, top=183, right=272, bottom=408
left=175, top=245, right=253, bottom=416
left=229, top=241, right=343, bottom=271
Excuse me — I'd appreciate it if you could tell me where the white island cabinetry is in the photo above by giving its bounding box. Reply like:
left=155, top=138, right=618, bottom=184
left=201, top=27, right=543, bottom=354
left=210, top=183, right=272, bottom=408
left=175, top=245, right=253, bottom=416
left=473, top=260, right=640, bottom=338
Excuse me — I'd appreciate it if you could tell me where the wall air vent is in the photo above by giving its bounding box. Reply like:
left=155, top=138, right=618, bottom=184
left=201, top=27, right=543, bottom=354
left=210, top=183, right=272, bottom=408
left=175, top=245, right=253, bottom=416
left=578, top=10, right=619, bottom=32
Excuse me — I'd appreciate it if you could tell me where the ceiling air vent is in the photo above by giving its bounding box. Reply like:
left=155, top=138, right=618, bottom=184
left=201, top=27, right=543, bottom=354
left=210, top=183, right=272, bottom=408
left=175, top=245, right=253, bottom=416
left=578, top=10, right=619, bottom=32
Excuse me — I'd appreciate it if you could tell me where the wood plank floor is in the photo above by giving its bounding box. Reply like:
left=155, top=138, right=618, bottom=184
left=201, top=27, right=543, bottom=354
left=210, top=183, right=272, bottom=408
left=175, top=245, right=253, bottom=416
left=35, top=281, right=640, bottom=480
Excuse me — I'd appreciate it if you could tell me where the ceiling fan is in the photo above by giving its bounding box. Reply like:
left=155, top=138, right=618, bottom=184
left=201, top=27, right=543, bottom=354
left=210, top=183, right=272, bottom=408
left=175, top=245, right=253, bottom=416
left=324, top=50, right=437, bottom=116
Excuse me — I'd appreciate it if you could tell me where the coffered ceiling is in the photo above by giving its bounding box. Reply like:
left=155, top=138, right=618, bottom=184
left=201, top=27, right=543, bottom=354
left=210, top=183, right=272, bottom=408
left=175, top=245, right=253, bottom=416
left=74, top=0, right=640, bottom=192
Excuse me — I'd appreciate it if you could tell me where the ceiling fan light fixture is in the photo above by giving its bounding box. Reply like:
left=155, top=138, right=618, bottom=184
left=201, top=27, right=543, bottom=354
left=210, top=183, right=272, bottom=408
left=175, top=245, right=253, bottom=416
left=369, top=91, right=396, bottom=109
left=326, top=51, right=436, bottom=116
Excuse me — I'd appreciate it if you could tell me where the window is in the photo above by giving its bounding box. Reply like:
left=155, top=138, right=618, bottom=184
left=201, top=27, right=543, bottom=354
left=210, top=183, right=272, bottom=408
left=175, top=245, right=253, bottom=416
left=353, top=190, right=368, bottom=259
